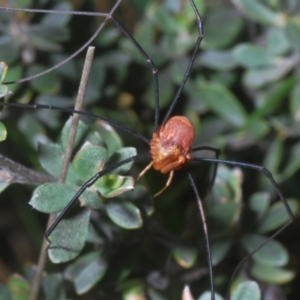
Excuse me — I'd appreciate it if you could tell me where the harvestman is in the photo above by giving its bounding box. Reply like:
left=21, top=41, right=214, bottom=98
left=0, top=0, right=294, bottom=299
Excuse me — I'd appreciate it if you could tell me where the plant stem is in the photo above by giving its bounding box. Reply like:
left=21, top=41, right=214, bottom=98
left=29, top=46, right=95, bottom=300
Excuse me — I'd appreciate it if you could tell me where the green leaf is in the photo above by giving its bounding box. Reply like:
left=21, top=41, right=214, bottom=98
left=0, top=61, right=8, bottom=83
left=8, top=275, right=30, bottom=300
left=243, top=62, right=294, bottom=88
left=107, top=147, right=137, bottom=174
left=38, top=142, right=64, bottom=178
left=245, top=117, right=269, bottom=139
left=48, top=209, right=91, bottom=263
left=262, top=137, right=283, bottom=176
left=28, top=64, right=61, bottom=94
left=203, top=7, right=244, bottom=49
left=151, top=4, right=178, bottom=34
left=94, top=121, right=123, bottom=156
left=0, top=284, right=10, bottom=300
left=290, top=84, right=300, bottom=121
left=267, top=28, right=291, bottom=56
left=254, top=77, right=296, bottom=118
left=30, top=183, right=78, bottom=213
left=2, top=64, right=22, bottom=93
left=122, top=280, right=146, bottom=299
left=0, top=122, right=7, bottom=142
left=285, top=19, right=300, bottom=53
left=173, top=245, right=198, bottom=268
left=79, top=188, right=104, bottom=210
left=60, top=117, right=90, bottom=151
left=211, top=239, right=231, bottom=266
left=248, top=193, right=270, bottom=221
left=231, top=281, right=261, bottom=300
left=198, top=50, right=237, bottom=71
left=232, top=0, right=285, bottom=26
left=94, top=175, right=134, bottom=198
left=279, top=143, right=300, bottom=181
left=128, top=185, right=154, bottom=216
left=42, top=273, right=66, bottom=300
left=0, top=37, right=20, bottom=65
left=250, top=263, right=295, bottom=284
left=198, top=291, right=224, bottom=300
left=0, top=62, right=12, bottom=98
left=64, top=251, right=108, bottom=295
left=233, top=44, right=276, bottom=68
left=105, top=199, right=142, bottom=229
left=210, top=164, right=243, bottom=211
left=241, top=234, right=288, bottom=267
left=258, top=199, right=298, bottom=234
left=207, top=202, right=238, bottom=237
left=96, top=28, right=121, bottom=47
left=73, top=142, right=108, bottom=181
left=198, top=81, right=247, bottom=127
left=38, top=142, right=78, bottom=184
left=41, top=3, right=72, bottom=27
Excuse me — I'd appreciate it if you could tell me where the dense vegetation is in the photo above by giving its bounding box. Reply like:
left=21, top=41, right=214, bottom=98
left=0, top=0, right=300, bottom=299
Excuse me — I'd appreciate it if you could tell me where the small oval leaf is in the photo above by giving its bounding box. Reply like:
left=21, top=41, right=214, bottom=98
left=198, top=81, right=247, bottom=127
left=173, top=245, right=198, bottom=269
left=107, top=147, right=137, bottom=174
left=233, top=44, right=276, bottom=68
left=95, top=175, right=134, bottom=198
left=232, top=0, right=285, bottom=26
left=73, top=141, right=108, bottom=181
left=30, top=183, right=77, bottom=213
left=0, top=122, right=7, bottom=142
left=8, top=275, right=30, bottom=300
left=105, top=199, right=142, bottom=229
left=48, top=209, right=91, bottom=263
left=258, top=199, right=298, bottom=234
left=64, top=251, right=107, bottom=294
left=28, top=64, right=61, bottom=94
left=198, top=291, right=224, bottom=300
left=231, top=281, right=261, bottom=300
left=241, top=234, right=288, bottom=267
left=250, top=263, right=295, bottom=284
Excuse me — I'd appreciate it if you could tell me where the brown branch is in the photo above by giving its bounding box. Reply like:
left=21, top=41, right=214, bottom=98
left=0, top=153, right=55, bottom=186
left=29, top=46, right=95, bottom=300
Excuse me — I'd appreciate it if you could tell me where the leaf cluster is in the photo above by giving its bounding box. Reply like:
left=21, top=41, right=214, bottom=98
left=0, top=0, right=299, bottom=299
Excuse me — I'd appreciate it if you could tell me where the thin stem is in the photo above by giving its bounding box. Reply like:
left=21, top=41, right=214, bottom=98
left=29, top=47, right=95, bottom=300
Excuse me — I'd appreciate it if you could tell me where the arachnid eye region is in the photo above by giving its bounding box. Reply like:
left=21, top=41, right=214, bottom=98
left=150, top=116, right=195, bottom=174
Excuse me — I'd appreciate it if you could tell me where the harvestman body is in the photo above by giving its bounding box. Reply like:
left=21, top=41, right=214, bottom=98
left=0, top=0, right=294, bottom=299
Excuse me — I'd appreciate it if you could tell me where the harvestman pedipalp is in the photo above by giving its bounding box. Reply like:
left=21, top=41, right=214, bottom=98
left=0, top=1, right=294, bottom=299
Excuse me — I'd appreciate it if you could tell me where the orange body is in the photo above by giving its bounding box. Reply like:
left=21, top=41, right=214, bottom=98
left=150, top=116, right=195, bottom=174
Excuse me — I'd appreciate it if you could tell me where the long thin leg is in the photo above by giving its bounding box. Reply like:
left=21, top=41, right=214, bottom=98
left=186, top=169, right=215, bottom=300
left=191, top=157, right=294, bottom=222
left=0, top=1, right=121, bottom=84
left=0, top=101, right=150, bottom=144
left=163, top=0, right=204, bottom=125
left=191, top=157, right=294, bottom=300
left=0, top=3, right=160, bottom=132
left=46, top=151, right=151, bottom=239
